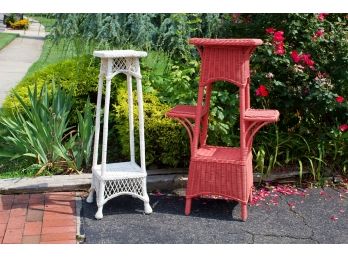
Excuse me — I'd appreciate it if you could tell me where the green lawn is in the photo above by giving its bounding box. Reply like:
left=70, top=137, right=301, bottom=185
left=24, top=37, right=95, bottom=78
left=24, top=14, right=89, bottom=77
left=0, top=32, right=19, bottom=51
left=27, top=15, right=56, bottom=32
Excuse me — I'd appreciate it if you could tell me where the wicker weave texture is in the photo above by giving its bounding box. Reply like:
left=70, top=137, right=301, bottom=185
left=87, top=50, right=152, bottom=219
left=167, top=38, right=279, bottom=221
left=187, top=151, right=253, bottom=203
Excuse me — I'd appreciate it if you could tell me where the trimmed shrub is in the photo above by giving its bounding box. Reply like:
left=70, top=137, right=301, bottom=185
left=3, top=56, right=99, bottom=110
left=112, top=87, right=189, bottom=168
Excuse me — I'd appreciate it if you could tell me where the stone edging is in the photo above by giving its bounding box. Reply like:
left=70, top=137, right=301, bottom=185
left=0, top=172, right=188, bottom=195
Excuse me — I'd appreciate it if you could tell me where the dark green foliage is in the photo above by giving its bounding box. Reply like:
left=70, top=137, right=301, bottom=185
left=5, top=14, right=347, bottom=180
left=49, top=14, right=224, bottom=61
left=112, top=87, right=189, bottom=168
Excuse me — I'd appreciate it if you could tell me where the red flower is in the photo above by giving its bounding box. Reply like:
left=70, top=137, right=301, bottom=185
left=315, top=28, right=325, bottom=37
left=274, top=40, right=285, bottom=55
left=265, top=27, right=276, bottom=34
left=317, top=13, right=329, bottom=21
left=339, top=124, right=348, bottom=132
left=273, top=31, right=285, bottom=42
left=336, top=96, right=345, bottom=103
left=256, top=85, right=269, bottom=97
left=290, top=50, right=301, bottom=63
left=301, top=54, right=315, bottom=68
left=275, top=46, right=285, bottom=55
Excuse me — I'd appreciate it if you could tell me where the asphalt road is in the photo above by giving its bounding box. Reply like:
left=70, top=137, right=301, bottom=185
left=81, top=187, right=348, bottom=244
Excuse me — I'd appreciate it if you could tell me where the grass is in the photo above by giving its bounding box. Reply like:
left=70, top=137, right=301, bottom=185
left=0, top=32, right=19, bottom=51
left=24, top=14, right=91, bottom=77
left=0, top=158, right=38, bottom=179
left=27, top=15, right=56, bottom=32
left=24, top=39, right=87, bottom=78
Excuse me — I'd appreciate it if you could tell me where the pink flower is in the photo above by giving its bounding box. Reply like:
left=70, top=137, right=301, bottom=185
left=265, top=27, right=276, bottom=34
left=316, top=71, right=328, bottom=79
left=339, top=124, right=348, bottom=132
left=273, top=31, right=285, bottom=42
left=256, top=85, right=269, bottom=97
left=265, top=72, right=274, bottom=79
left=315, top=28, right=325, bottom=37
left=336, top=96, right=344, bottom=103
left=290, top=50, right=301, bottom=63
left=317, top=13, right=329, bottom=21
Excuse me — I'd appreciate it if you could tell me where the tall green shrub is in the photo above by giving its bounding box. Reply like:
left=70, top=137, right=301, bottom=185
left=113, top=88, right=189, bottom=168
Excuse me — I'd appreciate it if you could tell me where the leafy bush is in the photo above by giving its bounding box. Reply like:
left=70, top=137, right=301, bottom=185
left=139, top=14, right=348, bottom=178
left=112, top=87, right=189, bottom=168
left=7, top=13, right=348, bottom=180
left=3, top=52, right=193, bottom=168
left=0, top=84, right=94, bottom=174
left=247, top=14, right=348, bottom=177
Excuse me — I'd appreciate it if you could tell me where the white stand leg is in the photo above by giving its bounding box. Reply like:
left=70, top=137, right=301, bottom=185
left=144, top=199, right=153, bottom=214
left=142, top=178, right=152, bottom=214
left=95, top=181, right=105, bottom=219
left=86, top=187, right=95, bottom=203
left=95, top=206, right=104, bottom=220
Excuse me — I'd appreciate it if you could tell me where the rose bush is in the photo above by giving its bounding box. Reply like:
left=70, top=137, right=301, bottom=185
left=246, top=14, right=348, bottom=178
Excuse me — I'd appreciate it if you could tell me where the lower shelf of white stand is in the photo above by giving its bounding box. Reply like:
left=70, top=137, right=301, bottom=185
left=92, top=162, right=146, bottom=180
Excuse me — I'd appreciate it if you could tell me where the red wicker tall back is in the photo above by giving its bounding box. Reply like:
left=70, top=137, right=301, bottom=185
left=167, top=38, right=280, bottom=221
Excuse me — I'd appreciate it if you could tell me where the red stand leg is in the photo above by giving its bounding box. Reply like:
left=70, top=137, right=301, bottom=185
left=241, top=203, right=248, bottom=222
left=185, top=198, right=192, bottom=216
left=249, top=189, right=253, bottom=203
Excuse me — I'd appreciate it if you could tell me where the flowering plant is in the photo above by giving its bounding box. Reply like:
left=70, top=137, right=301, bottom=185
left=244, top=14, right=348, bottom=175
left=10, top=19, right=29, bottom=30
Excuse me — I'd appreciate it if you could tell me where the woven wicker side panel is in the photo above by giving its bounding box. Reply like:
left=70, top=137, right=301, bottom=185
left=200, top=48, right=250, bottom=87
left=186, top=159, right=253, bottom=203
left=104, top=177, right=145, bottom=200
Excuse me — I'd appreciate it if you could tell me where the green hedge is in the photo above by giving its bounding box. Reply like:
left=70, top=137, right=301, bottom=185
left=113, top=87, right=189, bottom=168
left=3, top=56, right=100, bottom=113
left=3, top=55, right=191, bottom=168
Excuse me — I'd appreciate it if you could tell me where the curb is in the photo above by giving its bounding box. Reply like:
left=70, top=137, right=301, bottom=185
left=0, top=170, right=189, bottom=195
left=0, top=168, right=307, bottom=195
left=75, top=194, right=85, bottom=244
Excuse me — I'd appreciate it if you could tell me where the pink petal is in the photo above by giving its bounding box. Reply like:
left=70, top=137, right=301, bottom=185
left=288, top=202, right=296, bottom=209
left=330, top=215, right=338, bottom=221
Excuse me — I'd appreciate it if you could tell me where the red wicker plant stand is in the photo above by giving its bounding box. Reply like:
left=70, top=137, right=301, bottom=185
left=167, top=38, right=280, bottom=221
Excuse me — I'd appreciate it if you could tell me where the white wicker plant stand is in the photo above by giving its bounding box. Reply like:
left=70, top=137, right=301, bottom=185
left=86, top=50, right=152, bottom=219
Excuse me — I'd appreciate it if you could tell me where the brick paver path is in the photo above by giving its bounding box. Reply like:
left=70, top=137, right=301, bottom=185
left=0, top=192, right=77, bottom=244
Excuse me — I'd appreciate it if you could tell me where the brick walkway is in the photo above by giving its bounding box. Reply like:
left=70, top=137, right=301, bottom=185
left=0, top=192, right=78, bottom=244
